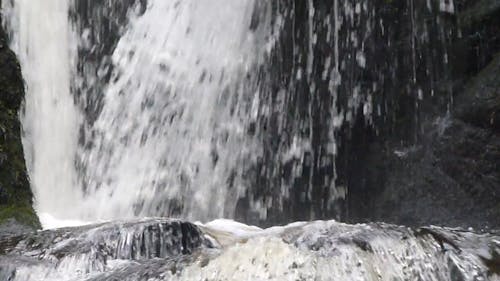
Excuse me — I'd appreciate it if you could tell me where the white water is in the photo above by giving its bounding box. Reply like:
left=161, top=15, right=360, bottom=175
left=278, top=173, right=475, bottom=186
left=2, top=2, right=499, bottom=280
left=77, top=0, right=272, bottom=223
left=2, top=0, right=83, bottom=223
left=3, top=0, right=274, bottom=228
left=3, top=218, right=497, bottom=281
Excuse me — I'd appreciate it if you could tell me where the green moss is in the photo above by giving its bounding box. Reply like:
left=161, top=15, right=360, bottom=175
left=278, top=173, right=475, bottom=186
left=0, top=102, right=40, bottom=229
left=0, top=203, right=40, bottom=229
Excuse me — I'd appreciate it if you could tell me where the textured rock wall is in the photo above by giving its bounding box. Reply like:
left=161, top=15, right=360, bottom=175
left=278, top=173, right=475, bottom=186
left=232, top=0, right=499, bottom=229
left=0, top=4, right=40, bottom=229
left=235, top=0, right=461, bottom=226
left=345, top=0, right=500, bottom=229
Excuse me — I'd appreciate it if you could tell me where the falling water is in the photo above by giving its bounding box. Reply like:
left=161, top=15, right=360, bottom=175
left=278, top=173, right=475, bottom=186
left=1, top=0, right=83, bottom=223
left=76, top=0, right=273, bottom=223
left=3, top=1, right=500, bottom=280
left=2, top=0, right=459, bottom=227
left=2, top=0, right=278, bottom=227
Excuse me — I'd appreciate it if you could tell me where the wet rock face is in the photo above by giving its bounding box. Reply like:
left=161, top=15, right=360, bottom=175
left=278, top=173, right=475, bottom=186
left=235, top=0, right=463, bottom=226
left=288, top=222, right=500, bottom=279
left=348, top=118, right=500, bottom=229
left=195, top=221, right=500, bottom=280
left=2, top=218, right=499, bottom=280
left=0, top=9, right=39, bottom=229
left=456, top=54, right=500, bottom=132
left=327, top=0, right=500, bottom=229
left=0, top=219, right=213, bottom=280
left=459, top=0, right=500, bottom=74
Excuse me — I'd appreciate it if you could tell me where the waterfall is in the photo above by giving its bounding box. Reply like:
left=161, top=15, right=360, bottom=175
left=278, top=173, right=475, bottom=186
left=76, top=0, right=273, bottom=222
left=2, top=0, right=458, bottom=228
left=1, top=0, right=83, bottom=225
left=3, top=1, right=500, bottom=280
left=2, top=0, right=276, bottom=227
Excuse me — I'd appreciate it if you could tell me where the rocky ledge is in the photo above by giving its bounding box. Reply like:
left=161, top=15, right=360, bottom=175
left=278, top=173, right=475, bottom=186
left=0, top=218, right=499, bottom=280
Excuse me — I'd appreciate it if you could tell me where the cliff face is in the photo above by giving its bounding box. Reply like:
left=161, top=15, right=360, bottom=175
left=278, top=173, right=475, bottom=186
left=345, top=0, right=500, bottom=229
left=233, top=0, right=500, bottom=229
left=0, top=10, right=40, bottom=230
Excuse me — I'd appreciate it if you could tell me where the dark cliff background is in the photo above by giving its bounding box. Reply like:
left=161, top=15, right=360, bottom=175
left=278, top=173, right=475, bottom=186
left=236, top=0, right=500, bottom=229
left=343, top=0, right=500, bottom=229
left=0, top=4, right=39, bottom=230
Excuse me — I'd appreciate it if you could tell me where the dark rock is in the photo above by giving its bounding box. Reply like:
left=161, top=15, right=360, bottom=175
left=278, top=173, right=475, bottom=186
left=237, top=0, right=462, bottom=227
left=6, top=219, right=211, bottom=260
left=343, top=2, right=500, bottom=229
left=0, top=44, right=24, bottom=111
left=458, top=0, right=500, bottom=75
left=459, top=0, right=500, bottom=26
left=456, top=52, right=500, bottom=132
left=0, top=219, right=34, bottom=241
left=348, top=117, right=500, bottom=229
left=0, top=219, right=212, bottom=280
left=416, top=227, right=462, bottom=252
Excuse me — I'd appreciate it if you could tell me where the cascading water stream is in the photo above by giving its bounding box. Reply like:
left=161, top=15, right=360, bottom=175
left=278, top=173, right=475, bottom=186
left=3, top=0, right=500, bottom=280
left=2, top=0, right=275, bottom=227
left=2, top=0, right=460, bottom=228
left=76, top=0, right=272, bottom=223
left=1, top=0, right=83, bottom=225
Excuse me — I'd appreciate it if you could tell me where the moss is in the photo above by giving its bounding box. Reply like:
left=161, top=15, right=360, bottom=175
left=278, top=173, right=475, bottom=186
left=0, top=204, right=40, bottom=229
left=0, top=102, right=40, bottom=229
